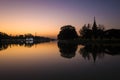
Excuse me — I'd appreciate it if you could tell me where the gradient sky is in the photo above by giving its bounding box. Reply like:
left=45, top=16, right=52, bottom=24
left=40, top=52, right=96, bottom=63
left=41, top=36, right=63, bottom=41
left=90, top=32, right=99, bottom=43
left=0, top=0, right=120, bottom=38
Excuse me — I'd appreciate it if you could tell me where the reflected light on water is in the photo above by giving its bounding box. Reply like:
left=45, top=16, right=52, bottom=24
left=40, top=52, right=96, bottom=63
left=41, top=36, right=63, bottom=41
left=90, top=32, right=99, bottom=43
left=0, top=41, right=120, bottom=80
left=0, top=42, right=60, bottom=71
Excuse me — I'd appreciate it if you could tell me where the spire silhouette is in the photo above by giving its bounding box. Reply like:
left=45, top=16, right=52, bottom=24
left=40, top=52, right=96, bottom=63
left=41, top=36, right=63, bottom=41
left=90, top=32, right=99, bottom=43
left=92, top=16, right=97, bottom=31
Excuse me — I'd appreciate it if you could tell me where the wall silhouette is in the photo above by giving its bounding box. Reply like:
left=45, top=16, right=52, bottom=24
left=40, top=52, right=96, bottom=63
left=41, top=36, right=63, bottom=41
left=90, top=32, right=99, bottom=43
left=104, top=29, right=120, bottom=39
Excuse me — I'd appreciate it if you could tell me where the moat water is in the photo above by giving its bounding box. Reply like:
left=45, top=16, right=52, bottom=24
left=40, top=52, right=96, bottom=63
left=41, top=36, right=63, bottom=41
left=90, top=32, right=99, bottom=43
left=0, top=41, right=120, bottom=80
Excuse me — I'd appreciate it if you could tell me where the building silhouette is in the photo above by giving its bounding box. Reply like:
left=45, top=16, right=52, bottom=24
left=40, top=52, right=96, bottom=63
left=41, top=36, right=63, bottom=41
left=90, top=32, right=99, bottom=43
left=92, top=17, right=97, bottom=31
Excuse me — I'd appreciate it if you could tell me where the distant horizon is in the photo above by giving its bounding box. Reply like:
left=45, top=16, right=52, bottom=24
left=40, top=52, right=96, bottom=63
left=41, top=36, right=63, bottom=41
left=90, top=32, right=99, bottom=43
left=0, top=22, right=120, bottom=39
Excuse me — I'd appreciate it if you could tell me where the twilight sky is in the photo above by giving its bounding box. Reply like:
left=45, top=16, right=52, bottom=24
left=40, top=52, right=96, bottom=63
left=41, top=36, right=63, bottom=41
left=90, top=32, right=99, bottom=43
left=0, top=0, right=120, bottom=38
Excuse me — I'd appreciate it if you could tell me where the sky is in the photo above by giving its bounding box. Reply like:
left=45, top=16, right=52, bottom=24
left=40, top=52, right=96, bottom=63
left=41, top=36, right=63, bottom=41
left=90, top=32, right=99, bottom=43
left=0, top=0, right=120, bottom=38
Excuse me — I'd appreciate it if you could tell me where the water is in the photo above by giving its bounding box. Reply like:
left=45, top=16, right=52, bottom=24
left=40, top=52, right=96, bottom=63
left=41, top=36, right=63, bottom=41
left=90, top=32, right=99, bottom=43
left=0, top=41, right=120, bottom=80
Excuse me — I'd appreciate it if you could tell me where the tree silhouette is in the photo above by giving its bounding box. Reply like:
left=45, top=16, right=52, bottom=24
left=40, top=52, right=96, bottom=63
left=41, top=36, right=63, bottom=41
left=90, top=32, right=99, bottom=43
left=0, top=32, right=10, bottom=39
left=95, top=25, right=105, bottom=39
left=57, top=25, right=78, bottom=40
left=79, top=24, right=92, bottom=39
left=79, top=17, right=105, bottom=39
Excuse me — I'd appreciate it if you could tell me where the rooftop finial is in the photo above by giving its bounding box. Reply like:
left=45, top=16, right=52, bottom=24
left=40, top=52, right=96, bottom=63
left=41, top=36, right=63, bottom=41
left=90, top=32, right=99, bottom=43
left=92, top=16, right=97, bottom=30
left=94, top=16, right=96, bottom=23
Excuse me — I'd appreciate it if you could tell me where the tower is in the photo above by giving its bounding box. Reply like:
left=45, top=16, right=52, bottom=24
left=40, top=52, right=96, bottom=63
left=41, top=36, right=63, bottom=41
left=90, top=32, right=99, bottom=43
left=92, top=17, right=98, bottom=39
left=92, top=17, right=97, bottom=31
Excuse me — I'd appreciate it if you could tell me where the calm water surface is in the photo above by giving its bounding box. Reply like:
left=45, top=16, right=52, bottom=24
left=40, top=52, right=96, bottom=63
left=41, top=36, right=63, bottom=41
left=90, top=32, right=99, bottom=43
left=0, top=41, right=120, bottom=80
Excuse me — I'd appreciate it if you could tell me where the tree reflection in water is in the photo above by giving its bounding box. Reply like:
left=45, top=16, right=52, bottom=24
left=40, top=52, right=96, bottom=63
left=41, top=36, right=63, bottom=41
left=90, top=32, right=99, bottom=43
left=79, top=44, right=105, bottom=62
left=79, top=43, right=120, bottom=62
left=57, top=41, right=120, bottom=61
left=0, top=43, right=8, bottom=51
left=0, top=41, right=41, bottom=51
left=1, top=40, right=120, bottom=62
left=57, top=41, right=78, bottom=59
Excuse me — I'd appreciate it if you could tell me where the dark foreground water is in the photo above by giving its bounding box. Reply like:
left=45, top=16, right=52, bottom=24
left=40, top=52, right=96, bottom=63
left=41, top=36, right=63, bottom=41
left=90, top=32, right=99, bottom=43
left=0, top=41, right=120, bottom=80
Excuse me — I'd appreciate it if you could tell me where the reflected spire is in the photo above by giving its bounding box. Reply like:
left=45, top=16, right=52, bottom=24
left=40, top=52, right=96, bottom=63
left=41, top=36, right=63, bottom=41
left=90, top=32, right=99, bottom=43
left=92, top=53, right=97, bottom=63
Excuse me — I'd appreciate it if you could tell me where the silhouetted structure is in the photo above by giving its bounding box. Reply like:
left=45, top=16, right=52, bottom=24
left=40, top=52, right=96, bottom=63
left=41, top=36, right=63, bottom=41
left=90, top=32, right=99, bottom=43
left=57, top=41, right=78, bottom=59
left=92, top=17, right=97, bottom=30
left=92, top=17, right=98, bottom=39
left=80, top=17, right=102, bottom=39
left=57, top=25, right=78, bottom=40
left=104, top=29, right=120, bottom=39
left=79, top=17, right=120, bottom=40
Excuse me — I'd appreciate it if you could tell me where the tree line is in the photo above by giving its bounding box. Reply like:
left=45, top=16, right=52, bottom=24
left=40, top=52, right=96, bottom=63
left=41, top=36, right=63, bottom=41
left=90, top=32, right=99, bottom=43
left=0, top=32, right=53, bottom=43
left=58, top=18, right=120, bottom=40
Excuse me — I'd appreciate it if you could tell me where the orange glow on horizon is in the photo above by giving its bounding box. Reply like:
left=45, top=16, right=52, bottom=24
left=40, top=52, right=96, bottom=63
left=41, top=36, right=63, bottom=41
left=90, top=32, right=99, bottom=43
left=0, top=19, right=59, bottom=38
left=0, top=0, right=119, bottom=39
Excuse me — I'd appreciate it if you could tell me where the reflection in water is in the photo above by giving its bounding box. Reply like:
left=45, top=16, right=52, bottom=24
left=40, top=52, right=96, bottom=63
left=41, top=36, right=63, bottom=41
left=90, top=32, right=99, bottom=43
left=79, top=44, right=105, bottom=62
left=57, top=41, right=78, bottom=59
left=0, top=43, right=8, bottom=51
left=0, top=43, right=33, bottom=51
left=1, top=40, right=120, bottom=62
left=57, top=41, right=120, bottom=61
left=0, top=41, right=49, bottom=51
left=79, top=44, right=120, bottom=62
left=0, top=41, right=120, bottom=79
